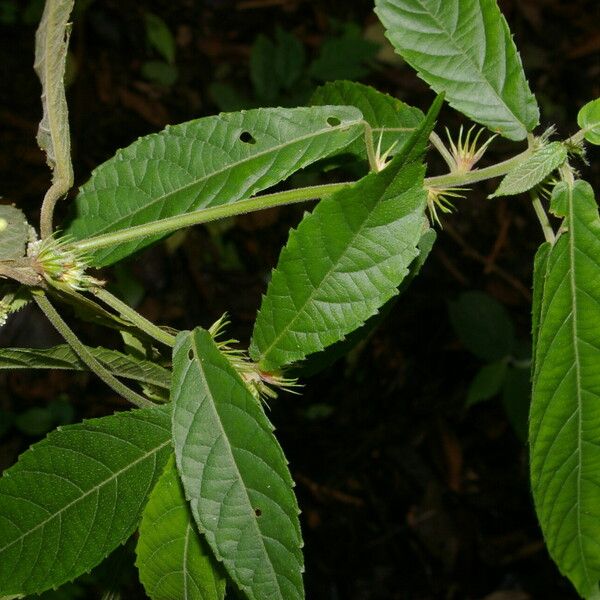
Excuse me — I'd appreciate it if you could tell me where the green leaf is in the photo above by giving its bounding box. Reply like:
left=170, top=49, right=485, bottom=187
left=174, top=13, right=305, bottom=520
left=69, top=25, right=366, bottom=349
left=577, top=98, right=600, bottom=146
left=529, top=179, right=600, bottom=598
left=144, top=13, right=176, bottom=64
left=311, top=80, right=424, bottom=158
left=308, top=25, right=379, bottom=81
left=293, top=227, right=436, bottom=378
left=141, top=60, right=178, bottom=87
left=66, top=106, right=364, bottom=266
left=171, top=328, right=303, bottom=600
left=466, top=360, right=507, bottom=406
left=0, top=205, right=29, bottom=261
left=374, top=0, right=539, bottom=140
left=489, top=142, right=567, bottom=198
left=251, top=29, right=305, bottom=101
left=0, top=345, right=170, bottom=389
left=136, top=456, right=226, bottom=600
left=0, top=406, right=171, bottom=596
left=249, top=95, right=443, bottom=371
left=14, top=407, right=55, bottom=437
left=449, top=291, right=515, bottom=362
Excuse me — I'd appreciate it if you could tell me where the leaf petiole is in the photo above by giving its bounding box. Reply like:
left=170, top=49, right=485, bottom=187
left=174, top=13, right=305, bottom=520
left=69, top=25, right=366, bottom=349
left=33, top=292, right=154, bottom=408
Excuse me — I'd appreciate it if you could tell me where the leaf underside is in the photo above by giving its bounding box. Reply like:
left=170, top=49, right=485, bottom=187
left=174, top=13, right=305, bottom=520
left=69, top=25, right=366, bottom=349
left=249, top=96, right=442, bottom=371
left=374, top=0, right=539, bottom=140
left=34, top=0, right=74, bottom=196
left=311, top=80, right=424, bottom=158
left=0, top=205, right=29, bottom=261
left=171, top=328, right=304, bottom=600
left=0, top=345, right=170, bottom=389
left=490, top=142, right=567, bottom=198
left=530, top=180, right=600, bottom=598
left=137, top=456, right=226, bottom=600
left=577, top=98, right=600, bottom=146
left=0, top=406, right=171, bottom=596
left=65, top=106, right=364, bottom=266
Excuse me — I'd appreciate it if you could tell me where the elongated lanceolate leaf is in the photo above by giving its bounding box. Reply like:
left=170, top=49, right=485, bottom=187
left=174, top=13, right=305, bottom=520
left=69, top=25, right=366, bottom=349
left=530, top=180, right=600, bottom=598
left=249, top=96, right=442, bottom=371
left=578, top=98, right=600, bottom=146
left=490, top=142, right=567, bottom=198
left=172, top=329, right=303, bottom=600
left=311, top=80, right=423, bottom=158
left=0, top=345, right=170, bottom=388
left=66, top=106, right=364, bottom=266
left=137, top=456, right=226, bottom=600
left=374, top=0, right=539, bottom=140
left=294, top=227, right=436, bottom=378
left=34, top=0, right=74, bottom=203
left=0, top=406, right=171, bottom=596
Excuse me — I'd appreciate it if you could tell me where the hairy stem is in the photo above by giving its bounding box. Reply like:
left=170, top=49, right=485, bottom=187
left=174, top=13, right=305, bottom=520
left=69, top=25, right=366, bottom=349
left=429, top=131, right=456, bottom=170
left=73, top=182, right=353, bottom=253
left=34, top=292, right=154, bottom=408
left=70, top=129, right=587, bottom=254
left=93, top=287, right=176, bottom=347
left=530, top=192, right=556, bottom=244
left=363, top=121, right=379, bottom=172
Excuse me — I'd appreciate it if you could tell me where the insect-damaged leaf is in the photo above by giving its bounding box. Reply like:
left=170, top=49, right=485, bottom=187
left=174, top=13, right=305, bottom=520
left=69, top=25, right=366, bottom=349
left=249, top=96, right=442, bottom=371
left=171, top=328, right=303, bottom=600
left=66, top=106, right=364, bottom=266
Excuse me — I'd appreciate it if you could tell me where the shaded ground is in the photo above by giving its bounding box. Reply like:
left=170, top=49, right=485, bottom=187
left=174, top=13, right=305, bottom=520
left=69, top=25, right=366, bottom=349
left=1, top=0, right=599, bottom=598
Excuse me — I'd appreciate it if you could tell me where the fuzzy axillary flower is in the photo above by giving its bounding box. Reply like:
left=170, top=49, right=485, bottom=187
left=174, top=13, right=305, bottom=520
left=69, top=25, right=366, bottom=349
left=209, top=314, right=300, bottom=402
left=28, top=237, right=102, bottom=291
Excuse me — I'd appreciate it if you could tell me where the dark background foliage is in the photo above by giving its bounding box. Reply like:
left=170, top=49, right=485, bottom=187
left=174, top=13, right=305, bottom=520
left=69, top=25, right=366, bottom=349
left=0, top=0, right=599, bottom=597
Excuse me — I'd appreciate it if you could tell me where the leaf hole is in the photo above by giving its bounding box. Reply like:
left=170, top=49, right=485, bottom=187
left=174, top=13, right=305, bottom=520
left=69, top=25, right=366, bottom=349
left=239, top=131, right=256, bottom=144
left=326, top=116, right=341, bottom=127
left=254, top=508, right=262, bottom=517
left=188, top=349, right=194, bottom=360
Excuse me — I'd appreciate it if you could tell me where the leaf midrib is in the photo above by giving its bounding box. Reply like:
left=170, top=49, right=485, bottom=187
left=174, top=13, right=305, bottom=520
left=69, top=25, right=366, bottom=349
left=78, top=117, right=364, bottom=239
left=567, top=183, right=592, bottom=589
left=0, top=435, right=170, bottom=557
left=188, top=333, right=286, bottom=599
left=257, top=180, right=422, bottom=367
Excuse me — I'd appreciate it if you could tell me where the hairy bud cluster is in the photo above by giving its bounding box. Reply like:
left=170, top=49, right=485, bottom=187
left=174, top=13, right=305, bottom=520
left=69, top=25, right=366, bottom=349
left=28, top=237, right=103, bottom=292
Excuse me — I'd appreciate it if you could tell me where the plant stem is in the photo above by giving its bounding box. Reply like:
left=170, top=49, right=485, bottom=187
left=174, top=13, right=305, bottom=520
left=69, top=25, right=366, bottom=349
left=73, top=183, right=352, bottom=254
left=33, top=292, right=154, bottom=408
left=429, top=131, right=456, bottom=170
left=530, top=192, right=556, bottom=244
left=93, top=287, right=176, bottom=347
left=71, top=128, right=588, bottom=254
left=363, top=122, right=379, bottom=172
left=426, top=145, right=533, bottom=188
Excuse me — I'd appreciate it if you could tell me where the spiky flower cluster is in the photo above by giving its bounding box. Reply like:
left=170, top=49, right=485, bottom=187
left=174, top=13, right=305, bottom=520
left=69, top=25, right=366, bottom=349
left=373, top=132, right=398, bottom=172
left=28, top=236, right=103, bottom=292
left=426, top=186, right=467, bottom=227
left=445, top=125, right=496, bottom=174
left=209, top=314, right=300, bottom=402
